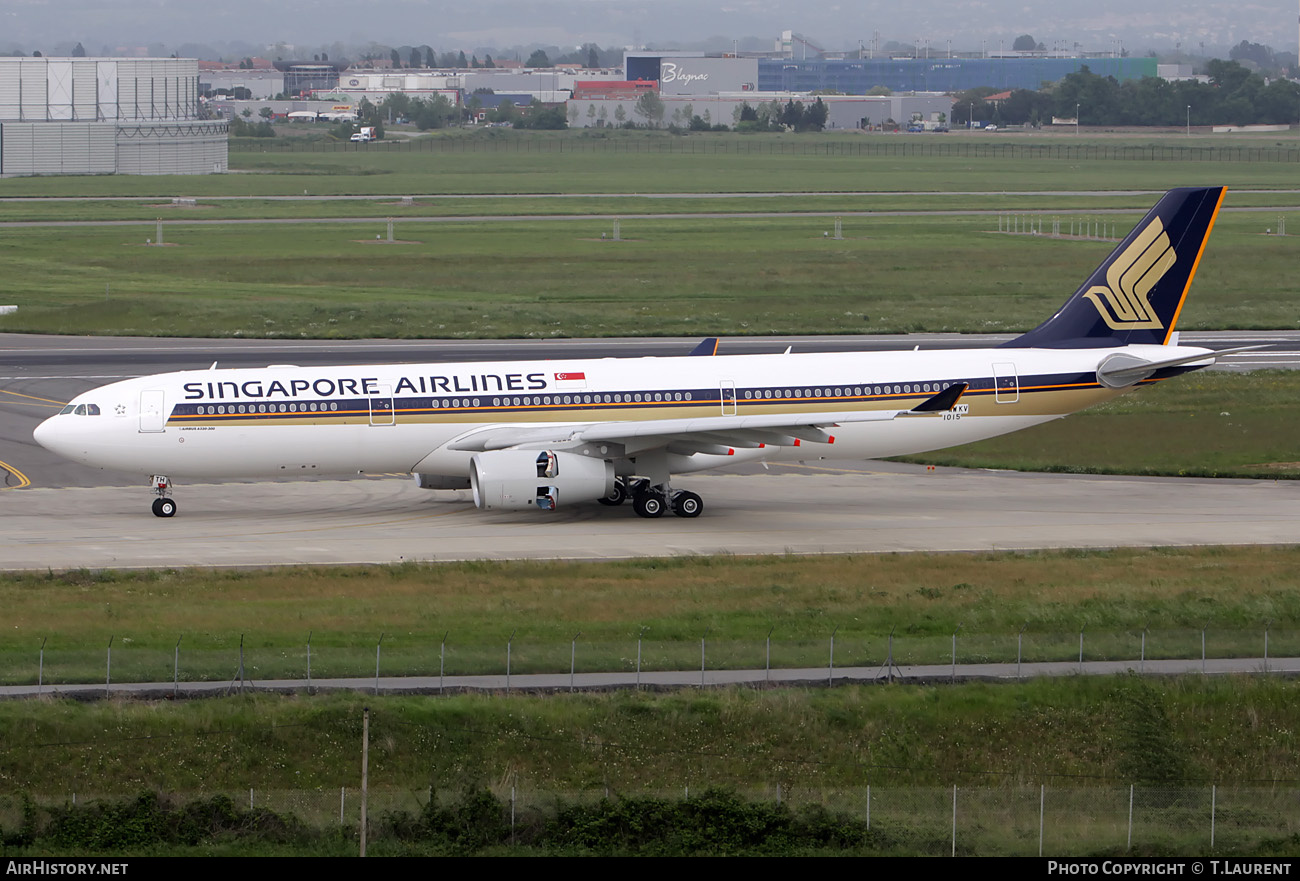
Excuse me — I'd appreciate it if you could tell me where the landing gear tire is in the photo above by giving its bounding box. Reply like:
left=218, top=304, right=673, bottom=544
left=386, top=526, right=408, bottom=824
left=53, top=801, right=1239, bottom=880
left=633, top=491, right=666, bottom=518
left=672, top=491, right=703, bottom=518
left=152, top=497, right=177, bottom=518
left=597, top=479, right=628, bottom=507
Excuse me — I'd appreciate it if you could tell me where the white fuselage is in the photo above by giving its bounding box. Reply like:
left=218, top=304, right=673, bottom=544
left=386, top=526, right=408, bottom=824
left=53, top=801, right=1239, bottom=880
left=34, top=344, right=1206, bottom=482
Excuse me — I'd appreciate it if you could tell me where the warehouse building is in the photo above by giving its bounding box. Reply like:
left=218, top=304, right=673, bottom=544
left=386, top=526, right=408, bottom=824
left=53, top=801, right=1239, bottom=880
left=0, top=57, right=227, bottom=177
left=625, top=50, right=1155, bottom=96
left=758, top=55, right=1157, bottom=93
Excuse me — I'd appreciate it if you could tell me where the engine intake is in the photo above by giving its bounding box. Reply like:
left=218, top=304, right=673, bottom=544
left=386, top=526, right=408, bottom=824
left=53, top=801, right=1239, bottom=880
left=470, top=449, right=614, bottom=511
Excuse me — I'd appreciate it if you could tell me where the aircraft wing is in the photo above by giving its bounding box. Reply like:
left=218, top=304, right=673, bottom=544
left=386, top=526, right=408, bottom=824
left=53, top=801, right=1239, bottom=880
left=448, top=383, right=967, bottom=456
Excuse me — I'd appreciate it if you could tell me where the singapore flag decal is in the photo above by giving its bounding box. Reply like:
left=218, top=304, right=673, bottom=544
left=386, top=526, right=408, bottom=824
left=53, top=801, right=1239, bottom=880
left=554, top=370, right=587, bottom=390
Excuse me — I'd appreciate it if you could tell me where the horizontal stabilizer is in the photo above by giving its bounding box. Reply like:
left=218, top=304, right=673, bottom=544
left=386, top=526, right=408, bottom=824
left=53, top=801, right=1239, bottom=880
left=1096, top=346, right=1265, bottom=388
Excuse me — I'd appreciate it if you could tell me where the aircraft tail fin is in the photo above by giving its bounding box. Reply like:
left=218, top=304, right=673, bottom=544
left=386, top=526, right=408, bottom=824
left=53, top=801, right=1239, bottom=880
left=1001, top=186, right=1226, bottom=349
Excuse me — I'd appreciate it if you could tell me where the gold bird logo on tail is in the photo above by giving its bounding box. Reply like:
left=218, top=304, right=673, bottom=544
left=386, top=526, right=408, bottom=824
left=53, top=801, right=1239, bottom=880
left=1083, top=217, right=1177, bottom=330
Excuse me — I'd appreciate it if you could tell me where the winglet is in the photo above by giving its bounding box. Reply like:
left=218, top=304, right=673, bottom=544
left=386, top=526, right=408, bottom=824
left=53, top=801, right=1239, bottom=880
left=909, top=382, right=968, bottom=413
left=688, top=337, right=720, bottom=356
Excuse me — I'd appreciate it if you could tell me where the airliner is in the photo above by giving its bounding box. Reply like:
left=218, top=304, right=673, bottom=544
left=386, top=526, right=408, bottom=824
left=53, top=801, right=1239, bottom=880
left=35, top=187, right=1244, bottom=520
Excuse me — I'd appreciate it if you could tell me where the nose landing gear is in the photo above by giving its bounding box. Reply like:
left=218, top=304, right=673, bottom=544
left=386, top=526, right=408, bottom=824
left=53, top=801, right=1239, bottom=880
left=150, top=475, right=177, bottom=518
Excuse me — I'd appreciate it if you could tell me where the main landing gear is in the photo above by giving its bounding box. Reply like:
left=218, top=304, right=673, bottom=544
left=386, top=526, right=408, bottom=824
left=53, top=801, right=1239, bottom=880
left=603, top=478, right=704, bottom=519
left=150, top=475, right=177, bottom=518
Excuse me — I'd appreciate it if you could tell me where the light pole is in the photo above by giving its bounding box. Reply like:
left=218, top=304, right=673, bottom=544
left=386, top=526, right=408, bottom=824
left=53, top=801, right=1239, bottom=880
left=1076, top=103, right=1080, bottom=136
left=1186, top=104, right=1191, bottom=136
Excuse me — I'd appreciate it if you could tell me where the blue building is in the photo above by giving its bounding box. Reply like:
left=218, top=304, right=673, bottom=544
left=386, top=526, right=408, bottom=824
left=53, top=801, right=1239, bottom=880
left=757, top=56, right=1157, bottom=94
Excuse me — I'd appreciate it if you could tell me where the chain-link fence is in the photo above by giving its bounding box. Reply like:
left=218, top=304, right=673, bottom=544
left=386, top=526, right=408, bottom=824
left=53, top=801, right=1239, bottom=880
left=228, top=137, right=1300, bottom=163
left=2, top=785, right=1294, bottom=855
left=3, top=626, right=1294, bottom=690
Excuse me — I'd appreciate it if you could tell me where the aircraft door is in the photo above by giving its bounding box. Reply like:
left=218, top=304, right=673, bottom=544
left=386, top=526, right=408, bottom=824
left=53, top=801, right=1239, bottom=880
left=369, top=384, right=395, bottom=425
left=720, top=380, right=737, bottom=416
left=139, top=389, right=166, bottom=432
left=992, top=362, right=1020, bottom=404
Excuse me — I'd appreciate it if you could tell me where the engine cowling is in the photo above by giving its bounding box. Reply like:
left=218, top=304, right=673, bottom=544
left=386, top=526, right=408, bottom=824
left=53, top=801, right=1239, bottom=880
left=470, top=449, right=614, bottom=511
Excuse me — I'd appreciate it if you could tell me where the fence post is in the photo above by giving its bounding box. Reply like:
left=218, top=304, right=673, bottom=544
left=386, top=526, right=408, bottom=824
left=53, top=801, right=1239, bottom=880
left=307, top=631, right=312, bottom=691
left=1264, top=620, right=1271, bottom=673
left=440, top=631, right=448, bottom=695
left=766, top=626, right=773, bottom=685
left=38, top=637, right=45, bottom=696
left=636, top=626, right=645, bottom=690
left=951, top=784, right=957, bottom=857
left=570, top=631, right=581, bottom=692
left=360, top=706, right=369, bottom=858
left=951, top=623, right=962, bottom=683
left=1078, top=626, right=1085, bottom=673
left=828, top=626, right=838, bottom=686
left=1018, top=624, right=1026, bottom=680
left=106, top=635, right=113, bottom=696
left=1039, top=784, right=1045, bottom=857
left=375, top=633, right=384, bottom=696
left=1140, top=626, right=1148, bottom=674
left=700, top=627, right=710, bottom=687
left=1211, top=784, right=1216, bottom=850
left=507, top=629, right=516, bottom=693
left=1127, top=784, right=1134, bottom=851
left=340, top=786, right=345, bottom=826
left=174, top=636, right=182, bottom=698
left=1202, top=624, right=1207, bottom=675
left=238, top=633, right=245, bottom=693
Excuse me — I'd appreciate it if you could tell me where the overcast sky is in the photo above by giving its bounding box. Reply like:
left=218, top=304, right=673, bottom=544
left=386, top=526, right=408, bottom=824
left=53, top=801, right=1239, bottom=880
left=1, top=1, right=1294, bottom=58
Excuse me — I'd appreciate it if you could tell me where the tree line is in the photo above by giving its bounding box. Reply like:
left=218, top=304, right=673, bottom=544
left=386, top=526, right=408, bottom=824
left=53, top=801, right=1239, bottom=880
left=951, top=60, right=1300, bottom=127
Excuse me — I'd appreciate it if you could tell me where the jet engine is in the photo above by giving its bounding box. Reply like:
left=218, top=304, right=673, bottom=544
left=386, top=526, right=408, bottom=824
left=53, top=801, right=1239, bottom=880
left=470, top=449, right=614, bottom=511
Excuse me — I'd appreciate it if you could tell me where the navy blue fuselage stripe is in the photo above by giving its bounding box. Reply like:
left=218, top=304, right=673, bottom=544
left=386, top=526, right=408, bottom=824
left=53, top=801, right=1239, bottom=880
left=165, top=369, right=1147, bottom=423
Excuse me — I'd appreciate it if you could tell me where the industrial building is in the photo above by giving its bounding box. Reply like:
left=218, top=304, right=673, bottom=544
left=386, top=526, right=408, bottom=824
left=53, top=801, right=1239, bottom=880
left=627, top=50, right=1154, bottom=98
left=0, top=57, right=227, bottom=176
left=757, top=55, right=1157, bottom=93
left=573, top=53, right=953, bottom=130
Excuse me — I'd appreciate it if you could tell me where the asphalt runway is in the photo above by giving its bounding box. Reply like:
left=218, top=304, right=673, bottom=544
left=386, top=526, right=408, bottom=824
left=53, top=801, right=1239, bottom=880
left=2, top=332, right=1298, bottom=571
left=3, top=460, right=1297, bottom=571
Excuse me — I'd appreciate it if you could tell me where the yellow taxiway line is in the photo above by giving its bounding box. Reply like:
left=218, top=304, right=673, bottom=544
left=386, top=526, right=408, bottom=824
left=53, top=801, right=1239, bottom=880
left=0, top=459, right=31, bottom=490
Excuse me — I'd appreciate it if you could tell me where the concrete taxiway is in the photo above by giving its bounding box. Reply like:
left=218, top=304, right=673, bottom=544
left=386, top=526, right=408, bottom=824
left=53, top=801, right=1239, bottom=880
left=2, top=461, right=1295, bottom=571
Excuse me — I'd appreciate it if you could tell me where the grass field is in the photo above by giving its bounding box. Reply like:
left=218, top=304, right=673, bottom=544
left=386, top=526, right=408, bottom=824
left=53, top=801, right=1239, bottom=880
left=4, top=546, right=1299, bottom=686
left=2, top=677, right=1299, bottom=794
left=0, top=208, right=1295, bottom=338
left=0, top=131, right=1296, bottom=339
left=900, top=369, right=1300, bottom=479
left=1, top=129, right=1296, bottom=196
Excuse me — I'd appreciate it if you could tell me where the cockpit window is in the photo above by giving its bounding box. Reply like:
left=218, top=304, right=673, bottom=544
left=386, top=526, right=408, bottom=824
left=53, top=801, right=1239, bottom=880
left=86, top=404, right=100, bottom=415
left=74, top=404, right=87, bottom=415
left=65, top=403, right=101, bottom=416
left=60, top=404, right=75, bottom=415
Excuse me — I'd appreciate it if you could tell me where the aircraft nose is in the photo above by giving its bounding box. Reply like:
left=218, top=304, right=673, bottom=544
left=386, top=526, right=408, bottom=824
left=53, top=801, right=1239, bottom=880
left=33, top=415, right=69, bottom=455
